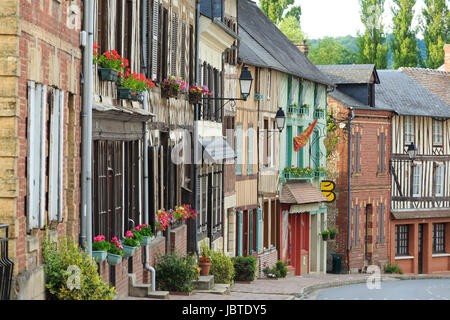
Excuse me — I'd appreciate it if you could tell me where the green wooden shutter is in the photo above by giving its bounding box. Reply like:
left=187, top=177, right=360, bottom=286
left=236, top=125, right=242, bottom=175
left=247, top=127, right=253, bottom=175
left=286, top=126, right=292, bottom=167
left=287, top=75, right=292, bottom=106
left=297, top=126, right=303, bottom=168
left=249, top=209, right=253, bottom=254
left=256, top=207, right=262, bottom=252
left=238, top=211, right=243, bottom=256
left=313, top=83, right=318, bottom=109
left=298, top=79, right=303, bottom=107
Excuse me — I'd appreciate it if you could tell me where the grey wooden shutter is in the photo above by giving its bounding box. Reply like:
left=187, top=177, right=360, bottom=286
left=354, top=132, right=361, bottom=173
left=378, top=203, right=384, bottom=243
left=170, top=12, right=178, bottom=76
left=151, top=0, right=159, bottom=81
left=180, top=21, right=186, bottom=80
left=353, top=205, right=360, bottom=246
left=58, top=90, right=64, bottom=222
left=27, top=81, right=47, bottom=231
left=379, top=133, right=385, bottom=173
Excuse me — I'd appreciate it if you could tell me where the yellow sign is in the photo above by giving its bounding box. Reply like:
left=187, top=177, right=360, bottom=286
left=321, top=180, right=336, bottom=202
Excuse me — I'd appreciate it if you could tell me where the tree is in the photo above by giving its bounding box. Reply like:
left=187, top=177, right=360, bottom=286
left=259, top=0, right=301, bottom=25
left=279, top=15, right=306, bottom=43
left=309, top=37, right=357, bottom=65
left=356, top=0, right=389, bottom=69
left=390, top=0, right=419, bottom=68
left=421, top=0, right=450, bottom=69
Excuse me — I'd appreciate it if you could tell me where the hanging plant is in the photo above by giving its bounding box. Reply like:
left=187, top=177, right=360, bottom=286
left=161, top=75, right=187, bottom=99
left=188, top=84, right=212, bottom=104
left=93, top=44, right=128, bottom=82
left=117, top=68, right=154, bottom=101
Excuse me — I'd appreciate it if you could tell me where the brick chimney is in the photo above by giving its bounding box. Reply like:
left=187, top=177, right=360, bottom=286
left=296, top=39, right=309, bottom=57
left=445, top=44, right=450, bottom=72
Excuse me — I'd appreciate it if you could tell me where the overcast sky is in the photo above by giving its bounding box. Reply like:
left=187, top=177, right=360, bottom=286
left=285, top=0, right=427, bottom=39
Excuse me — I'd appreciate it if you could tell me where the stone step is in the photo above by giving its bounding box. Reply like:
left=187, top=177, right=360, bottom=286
left=192, top=275, right=215, bottom=290
left=194, top=283, right=231, bottom=295
left=128, top=273, right=169, bottom=299
left=286, top=266, right=296, bottom=278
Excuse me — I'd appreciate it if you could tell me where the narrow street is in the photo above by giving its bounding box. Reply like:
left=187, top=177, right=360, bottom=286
left=311, top=279, right=450, bottom=300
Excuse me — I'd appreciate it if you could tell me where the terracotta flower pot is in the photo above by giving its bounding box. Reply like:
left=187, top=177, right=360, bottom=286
left=199, top=262, right=212, bottom=276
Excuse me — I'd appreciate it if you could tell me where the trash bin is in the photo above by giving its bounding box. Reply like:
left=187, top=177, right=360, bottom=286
left=331, top=254, right=342, bottom=274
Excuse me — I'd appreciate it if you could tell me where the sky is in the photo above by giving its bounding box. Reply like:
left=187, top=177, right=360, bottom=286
left=291, top=0, right=426, bottom=39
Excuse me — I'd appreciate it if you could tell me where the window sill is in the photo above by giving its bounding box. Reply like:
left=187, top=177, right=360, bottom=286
left=432, top=253, right=450, bottom=258
left=352, top=173, right=362, bottom=177
left=395, top=255, right=414, bottom=260
left=376, top=172, right=387, bottom=177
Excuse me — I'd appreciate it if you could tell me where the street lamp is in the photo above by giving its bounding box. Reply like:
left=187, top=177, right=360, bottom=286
left=275, top=107, right=286, bottom=132
left=407, top=142, right=417, bottom=162
left=239, top=66, right=253, bottom=100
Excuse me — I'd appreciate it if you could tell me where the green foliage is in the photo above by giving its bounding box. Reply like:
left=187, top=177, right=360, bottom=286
left=278, top=16, right=306, bottom=43
left=383, top=262, right=403, bottom=274
left=262, top=261, right=288, bottom=278
left=357, top=0, right=389, bottom=69
left=42, top=232, right=116, bottom=300
left=324, top=112, right=340, bottom=159
left=421, top=0, right=450, bottom=69
left=155, top=253, right=199, bottom=292
left=209, top=250, right=235, bottom=284
left=231, top=256, right=257, bottom=281
left=284, top=166, right=315, bottom=177
left=259, top=0, right=299, bottom=26
left=309, top=37, right=357, bottom=65
left=328, top=229, right=337, bottom=235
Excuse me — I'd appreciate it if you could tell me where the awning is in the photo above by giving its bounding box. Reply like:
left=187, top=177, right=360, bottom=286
left=93, top=103, right=155, bottom=122
left=391, top=210, right=450, bottom=220
left=280, top=181, right=328, bottom=205
left=200, top=137, right=235, bottom=163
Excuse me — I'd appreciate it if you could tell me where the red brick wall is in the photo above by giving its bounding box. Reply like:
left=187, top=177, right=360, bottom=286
left=252, top=248, right=278, bottom=278
left=143, top=235, right=166, bottom=284
left=170, top=224, right=187, bottom=256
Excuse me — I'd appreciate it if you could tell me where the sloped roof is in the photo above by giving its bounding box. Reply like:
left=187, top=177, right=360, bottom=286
left=280, top=181, right=327, bottom=204
left=237, top=0, right=333, bottom=86
left=399, top=67, right=450, bottom=105
left=329, top=89, right=393, bottom=111
left=317, top=64, right=380, bottom=84
left=376, top=70, right=450, bottom=118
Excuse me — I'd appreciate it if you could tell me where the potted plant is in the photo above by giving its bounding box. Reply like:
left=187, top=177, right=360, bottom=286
left=107, top=237, right=124, bottom=265
left=135, top=224, right=153, bottom=246
left=93, top=44, right=128, bottom=82
left=328, top=229, right=337, bottom=240
left=198, top=255, right=212, bottom=276
left=122, top=230, right=140, bottom=257
left=161, top=75, right=187, bottom=99
left=319, top=230, right=330, bottom=241
left=117, top=69, right=154, bottom=101
left=91, top=235, right=109, bottom=263
left=315, top=166, right=327, bottom=177
left=188, top=84, right=212, bottom=104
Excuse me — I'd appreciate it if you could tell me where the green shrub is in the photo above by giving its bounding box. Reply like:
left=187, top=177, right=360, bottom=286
left=383, top=262, right=403, bottom=274
left=42, top=233, right=116, bottom=300
left=262, top=260, right=288, bottom=278
left=155, top=253, right=198, bottom=292
left=210, top=250, right=234, bottom=284
left=231, top=256, right=257, bottom=281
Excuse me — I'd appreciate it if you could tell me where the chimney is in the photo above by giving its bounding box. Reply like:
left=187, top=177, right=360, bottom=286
left=296, top=39, right=309, bottom=57
left=445, top=44, right=450, bottom=72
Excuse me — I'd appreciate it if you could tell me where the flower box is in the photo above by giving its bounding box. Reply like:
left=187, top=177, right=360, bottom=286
left=122, top=245, right=137, bottom=258
left=161, top=86, right=179, bottom=99
left=107, top=253, right=122, bottom=266
left=92, top=250, right=107, bottom=263
left=117, top=87, right=133, bottom=100
left=98, top=67, right=119, bottom=82
left=141, top=236, right=153, bottom=246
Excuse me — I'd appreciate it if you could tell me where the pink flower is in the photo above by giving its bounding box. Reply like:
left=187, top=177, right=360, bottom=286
left=125, top=230, right=133, bottom=238
left=111, top=237, right=118, bottom=243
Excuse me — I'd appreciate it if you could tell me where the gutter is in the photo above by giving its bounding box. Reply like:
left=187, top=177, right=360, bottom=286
left=346, top=107, right=354, bottom=268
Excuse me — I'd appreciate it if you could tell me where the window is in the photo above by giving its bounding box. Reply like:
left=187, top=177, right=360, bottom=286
left=433, top=119, right=443, bottom=146
left=170, top=12, right=178, bottom=77
left=97, top=0, right=108, bottom=54
left=404, top=116, right=414, bottom=145
left=235, top=125, right=243, bottom=175
left=286, top=125, right=292, bottom=167
left=434, top=164, right=444, bottom=196
left=353, top=131, right=361, bottom=174
left=263, top=119, right=269, bottom=167
left=149, top=0, right=159, bottom=81
left=247, top=127, right=254, bottom=175
left=377, top=203, right=385, bottom=243
left=433, top=223, right=445, bottom=253
left=267, top=70, right=271, bottom=100
left=395, top=225, right=409, bottom=256
left=160, top=7, right=169, bottom=81
left=412, top=164, right=422, bottom=197
left=378, top=133, right=385, bottom=173
left=352, top=205, right=360, bottom=246
left=180, top=21, right=186, bottom=80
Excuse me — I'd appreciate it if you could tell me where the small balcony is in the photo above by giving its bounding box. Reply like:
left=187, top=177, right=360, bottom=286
left=313, top=109, right=325, bottom=119
left=281, top=167, right=315, bottom=182
left=287, top=104, right=297, bottom=114
left=297, top=105, right=309, bottom=116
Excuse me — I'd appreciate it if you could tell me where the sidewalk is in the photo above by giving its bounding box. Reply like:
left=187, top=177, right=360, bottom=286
left=120, top=272, right=450, bottom=300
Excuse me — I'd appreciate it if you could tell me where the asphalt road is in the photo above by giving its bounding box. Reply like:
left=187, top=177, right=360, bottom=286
left=313, top=279, right=450, bottom=300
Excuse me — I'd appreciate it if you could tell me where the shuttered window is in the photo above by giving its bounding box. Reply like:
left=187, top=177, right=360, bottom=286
left=267, top=70, right=271, bottom=100
left=97, top=0, right=108, bottom=54
left=26, top=82, right=47, bottom=231
left=123, top=0, right=133, bottom=64
left=404, top=116, right=414, bottom=145
left=247, top=127, right=254, bottom=175
left=395, top=225, right=409, bottom=256
left=353, top=205, right=360, bottom=246
left=188, top=25, right=194, bottom=86
left=377, top=203, right=385, bottom=243
left=160, top=7, right=168, bottom=81
left=170, top=12, right=178, bottom=77
left=48, top=88, right=65, bottom=223
left=297, top=127, right=303, bottom=168
left=151, top=0, right=160, bottom=81
left=297, top=78, right=303, bottom=107
left=353, top=132, right=361, bottom=174
left=433, top=119, right=443, bottom=146
left=116, top=0, right=123, bottom=54
left=180, top=21, right=186, bottom=80
left=287, top=75, right=292, bottom=106
left=286, top=125, right=292, bottom=167
left=434, top=164, right=444, bottom=196
left=412, top=164, right=422, bottom=197
left=235, top=125, right=243, bottom=175
left=378, top=133, right=385, bottom=173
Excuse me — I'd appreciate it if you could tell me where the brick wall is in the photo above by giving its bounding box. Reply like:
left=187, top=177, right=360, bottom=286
left=170, top=223, right=187, bottom=256
left=252, top=248, right=278, bottom=278
left=444, top=44, right=450, bottom=72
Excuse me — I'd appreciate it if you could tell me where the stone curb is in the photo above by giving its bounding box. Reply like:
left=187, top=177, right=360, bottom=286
left=298, top=274, right=450, bottom=299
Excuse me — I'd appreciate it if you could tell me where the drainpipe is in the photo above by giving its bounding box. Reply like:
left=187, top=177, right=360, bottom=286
left=143, top=91, right=156, bottom=291
left=346, top=107, right=354, bottom=271
left=81, top=0, right=94, bottom=256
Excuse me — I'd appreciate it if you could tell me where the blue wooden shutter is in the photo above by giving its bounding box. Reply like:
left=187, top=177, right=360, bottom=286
left=256, top=207, right=262, bottom=252
left=238, top=211, right=243, bottom=256
left=297, top=126, right=303, bottom=168
left=247, top=127, right=253, bottom=175
left=298, top=78, right=303, bottom=107
left=287, top=75, right=292, bottom=106
left=286, top=126, right=292, bottom=167
left=236, top=125, right=242, bottom=175
left=249, top=209, right=253, bottom=254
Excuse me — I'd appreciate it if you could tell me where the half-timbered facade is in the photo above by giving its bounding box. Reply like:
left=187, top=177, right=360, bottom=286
left=377, top=70, right=450, bottom=274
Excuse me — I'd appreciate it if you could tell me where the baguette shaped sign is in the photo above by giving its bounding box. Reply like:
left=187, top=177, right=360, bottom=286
left=321, top=180, right=336, bottom=202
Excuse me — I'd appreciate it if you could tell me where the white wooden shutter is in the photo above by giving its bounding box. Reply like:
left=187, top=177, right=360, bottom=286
left=151, top=0, right=159, bottom=80
left=247, top=127, right=253, bottom=174
left=58, top=91, right=64, bottom=222
left=39, top=84, right=47, bottom=228
left=236, top=125, right=242, bottom=175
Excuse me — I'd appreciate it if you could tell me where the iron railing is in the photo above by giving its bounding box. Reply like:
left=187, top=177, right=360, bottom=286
left=0, top=224, right=13, bottom=300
